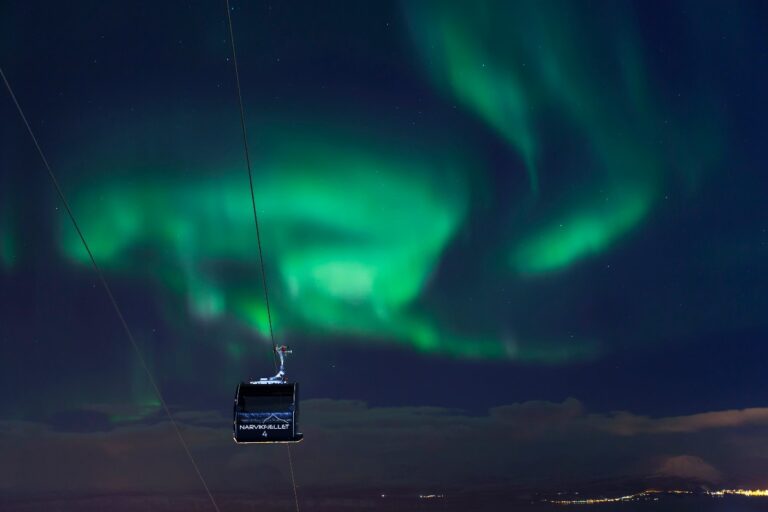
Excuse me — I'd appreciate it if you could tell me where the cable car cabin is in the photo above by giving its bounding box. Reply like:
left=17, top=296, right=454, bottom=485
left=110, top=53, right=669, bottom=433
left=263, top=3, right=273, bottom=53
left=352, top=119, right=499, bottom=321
left=233, top=346, right=303, bottom=444
left=233, top=382, right=302, bottom=443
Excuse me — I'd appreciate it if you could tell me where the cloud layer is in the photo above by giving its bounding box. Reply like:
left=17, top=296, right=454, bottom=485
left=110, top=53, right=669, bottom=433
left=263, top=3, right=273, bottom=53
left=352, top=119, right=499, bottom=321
left=3, top=398, right=768, bottom=499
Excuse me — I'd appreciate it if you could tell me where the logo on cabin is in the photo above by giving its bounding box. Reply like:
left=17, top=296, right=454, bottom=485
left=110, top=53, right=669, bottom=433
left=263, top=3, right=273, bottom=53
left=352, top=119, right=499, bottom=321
left=239, top=423, right=290, bottom=430
left=261, top=413, right=289, bottom=424
left=238, top=412, right=291, bottom=431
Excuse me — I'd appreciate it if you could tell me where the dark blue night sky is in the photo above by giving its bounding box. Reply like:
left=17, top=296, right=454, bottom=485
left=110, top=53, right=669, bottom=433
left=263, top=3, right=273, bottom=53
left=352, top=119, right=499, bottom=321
left=2, top=1, right=768, bottom=510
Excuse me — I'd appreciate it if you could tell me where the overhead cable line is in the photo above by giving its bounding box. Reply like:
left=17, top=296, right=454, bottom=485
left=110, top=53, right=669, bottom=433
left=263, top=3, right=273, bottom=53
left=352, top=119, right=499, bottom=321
left=222, top=2, right=301, bottom=511
left=0, top=66, right=222, bottom=512
left=224, top=0, right=279, bottom=371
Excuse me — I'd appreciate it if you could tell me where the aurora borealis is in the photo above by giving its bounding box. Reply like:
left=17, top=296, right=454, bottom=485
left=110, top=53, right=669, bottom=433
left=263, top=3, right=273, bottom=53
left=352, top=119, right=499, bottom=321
left=58, top=116, right=492, bottom=357
left=2, top=0, right=768, bottom=508
left=408, top=0, right=722, bottom=277
left=44, top=0, right=726, bottom=364
left=41, top=0, right=724, bottom=364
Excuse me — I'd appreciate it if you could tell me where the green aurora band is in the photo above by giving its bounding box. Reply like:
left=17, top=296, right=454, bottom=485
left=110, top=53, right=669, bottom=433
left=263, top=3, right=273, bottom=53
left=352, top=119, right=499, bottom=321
left=406, top=0, right=719, bottom=276
left=0, top=0, right=757, bottom=426
left=49, top=2, right=722, bottom=363
left=59, top=119, right=591, bottom=361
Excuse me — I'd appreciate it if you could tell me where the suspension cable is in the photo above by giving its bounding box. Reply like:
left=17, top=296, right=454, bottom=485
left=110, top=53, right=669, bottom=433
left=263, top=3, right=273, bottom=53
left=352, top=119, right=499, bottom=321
left=223, top=2, right=301, bottom=511
left=0, top=66, right=222, bottom=512
left=224, top=0, right=279, bottom=372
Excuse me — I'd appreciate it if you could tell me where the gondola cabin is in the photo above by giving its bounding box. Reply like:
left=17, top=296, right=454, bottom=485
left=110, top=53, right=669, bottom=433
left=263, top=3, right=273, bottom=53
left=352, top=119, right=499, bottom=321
left=233, top=346, right=303, bottom=444
left=233, top=381, right=302, bottom=443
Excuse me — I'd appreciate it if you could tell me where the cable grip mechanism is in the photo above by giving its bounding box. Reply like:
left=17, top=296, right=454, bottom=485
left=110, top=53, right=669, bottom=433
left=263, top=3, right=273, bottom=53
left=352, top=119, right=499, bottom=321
left=251, top=345, right=292, bottom=384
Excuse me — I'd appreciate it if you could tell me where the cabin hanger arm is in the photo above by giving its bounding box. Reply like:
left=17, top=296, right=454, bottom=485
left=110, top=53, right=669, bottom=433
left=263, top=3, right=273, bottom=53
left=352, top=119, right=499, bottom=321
left=251, top=345, right=292, bottom=384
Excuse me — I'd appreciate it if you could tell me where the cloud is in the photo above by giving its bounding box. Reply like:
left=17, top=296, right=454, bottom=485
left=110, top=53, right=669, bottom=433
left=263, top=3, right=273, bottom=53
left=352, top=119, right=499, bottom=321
left=2, top=399, right=768, bottom=498
left=595, top=407, right=768, bottom=436
left=655, top=455, right=722, bottom=483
